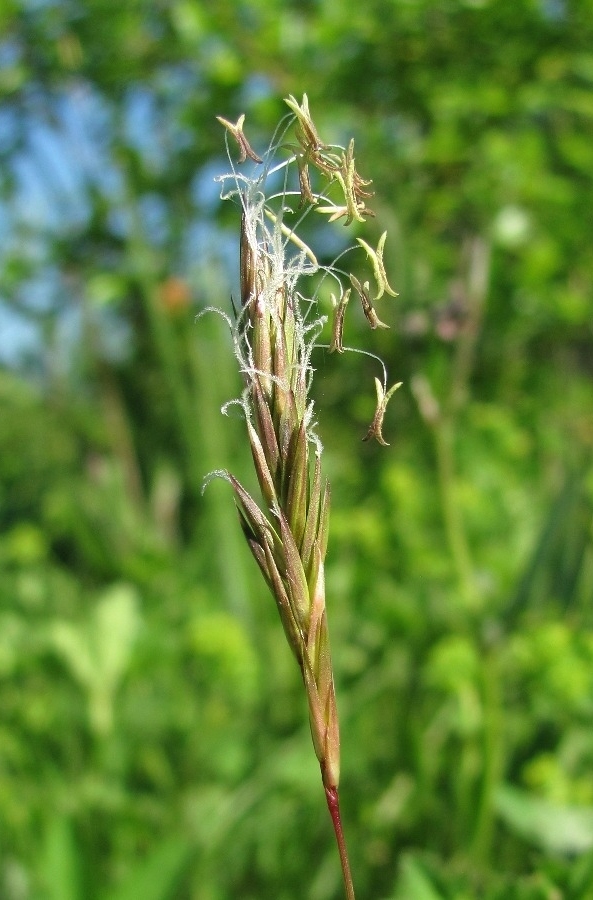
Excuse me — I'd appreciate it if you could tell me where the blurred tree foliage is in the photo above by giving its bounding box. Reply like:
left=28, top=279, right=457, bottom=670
left=1, top=1, right=593, bottom=898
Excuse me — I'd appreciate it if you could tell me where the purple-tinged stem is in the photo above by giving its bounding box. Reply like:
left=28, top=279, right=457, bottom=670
left=325, top=784, right=356, bottom=900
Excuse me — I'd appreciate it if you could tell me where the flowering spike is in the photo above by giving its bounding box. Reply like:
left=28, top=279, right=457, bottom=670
left=208, top=96, right=404, bottom=900
left=301, top=454, right=322, bottom=572
left=285, top=420, right=310, bottom=549
left=277, top=508, right=312, bottom=631
left=247, top=420, right=278, bottom=510
left=356, top=231, right=398, bottom=300
left=349, top=274, right=390, bottom=330
left=226, top=472, right=272, bottom=538
left=262, top=536, right=306, bottom=661
left=329, top=289, right=351, bottom=354
left=315, top=203, right=352, bottom=223
left=329, top=140, right=375, bottom=224
left=333, top=169, right=367, bottom=225
left=252, top=380, right=281, bottom=479
left=284, top=93, right=326, bottom=153
left=343, top=138, right=374, bottom=200
left=363, top=378, right=402, bottom=445
left=216, top=114, right=263, bottom=163
left=296, top=152, right=317, bottom=207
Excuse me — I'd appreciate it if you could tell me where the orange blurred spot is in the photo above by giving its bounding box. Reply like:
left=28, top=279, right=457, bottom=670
left=159, top=277, right=191, bottom=313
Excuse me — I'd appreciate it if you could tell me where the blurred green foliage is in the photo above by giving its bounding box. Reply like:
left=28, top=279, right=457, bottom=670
left=1, top=1, right=593, bottom=898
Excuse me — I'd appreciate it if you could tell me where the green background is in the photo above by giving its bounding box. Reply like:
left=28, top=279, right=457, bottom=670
left=1, top=1, right=593, bottom=897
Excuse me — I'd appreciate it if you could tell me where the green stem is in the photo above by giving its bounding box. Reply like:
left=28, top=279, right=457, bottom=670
left=448, top=236, right=491, bottom=417
left=434, top=417, right=474, bottom=601
left=324, top=785, right=356, bottom=900
left=433, top=236, right=491, bottom=603
left=470, top=645, right=504, bottom=865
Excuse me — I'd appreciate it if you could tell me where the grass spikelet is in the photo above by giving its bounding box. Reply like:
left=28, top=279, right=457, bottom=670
left=210, top=95, right=401, bottom=900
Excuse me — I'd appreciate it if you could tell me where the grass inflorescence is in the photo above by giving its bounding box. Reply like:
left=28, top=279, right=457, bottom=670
left=209, top=95, right=400, bottom=899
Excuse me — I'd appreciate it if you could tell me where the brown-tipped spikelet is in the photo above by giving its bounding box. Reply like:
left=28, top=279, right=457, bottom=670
left=211, top=95, right=400, bottom=900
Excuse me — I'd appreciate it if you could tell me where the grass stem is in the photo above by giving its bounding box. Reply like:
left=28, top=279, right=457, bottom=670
left=325, top=786, right=356, bottom=900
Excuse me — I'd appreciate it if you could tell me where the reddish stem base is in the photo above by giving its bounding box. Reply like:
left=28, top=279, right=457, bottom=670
left=324, top=784, right=356, bottom=900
